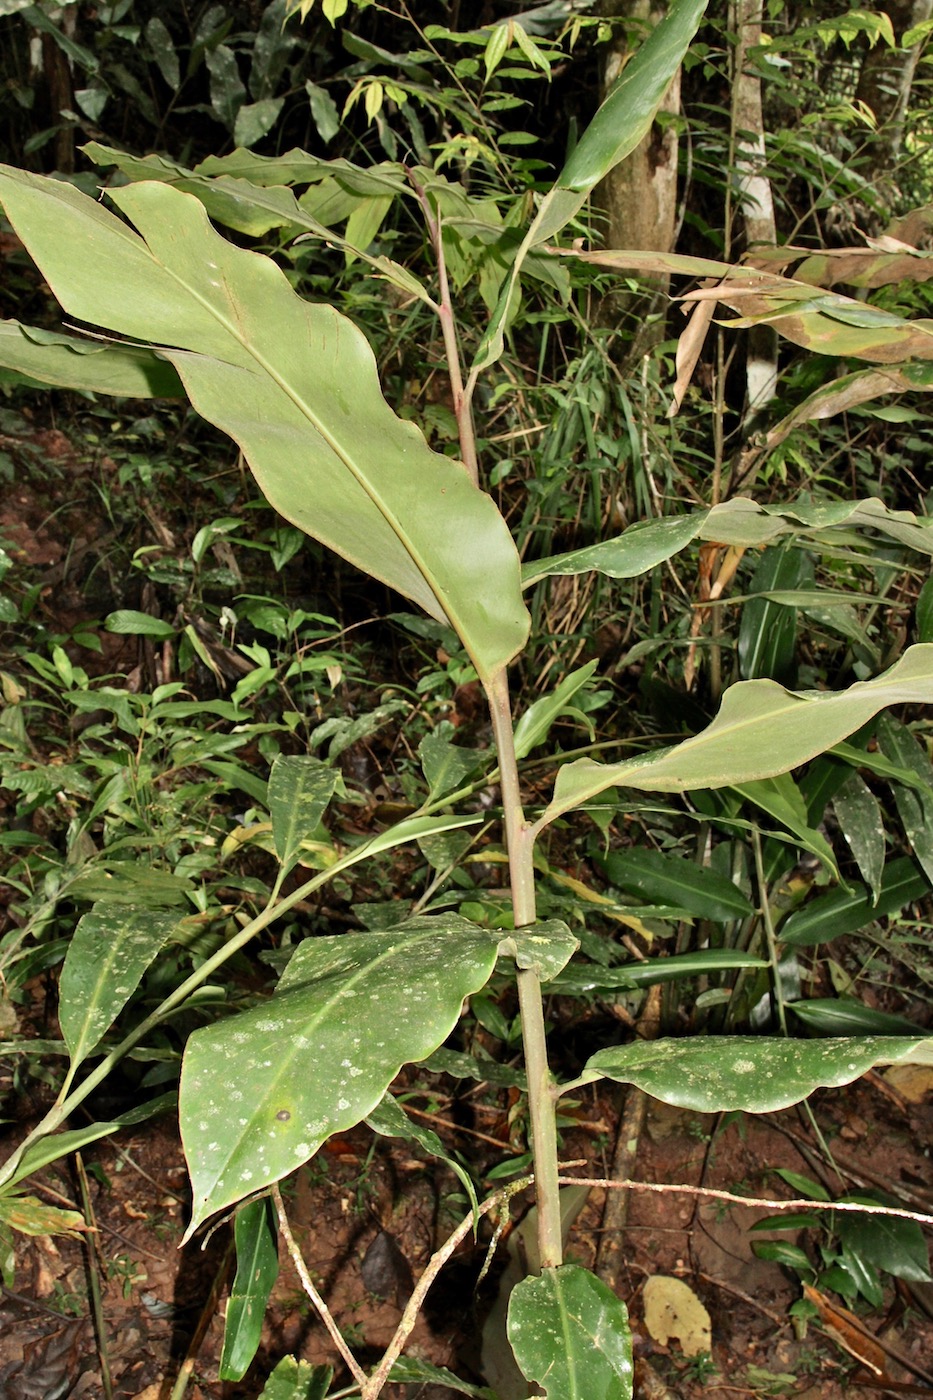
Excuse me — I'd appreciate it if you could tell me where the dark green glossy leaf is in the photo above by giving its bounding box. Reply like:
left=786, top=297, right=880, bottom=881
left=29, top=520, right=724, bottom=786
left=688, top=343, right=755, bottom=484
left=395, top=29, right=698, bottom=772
left=738, top=546, right=811, bottom=685
left=584, top=1036, right=933, bottom=1112
left=836, top=1199, right=932, bottom=1283
left=508, top=1264, right=633, bottom=1400
left=60, top=907, right=183, bottom=1069
left=600, top=848, right=755, bottom=922
left=917, top=575, right=933, bottom=642
left=220, top=1197, right=279, bottom=1381
left=787, top=998, right=922, bottom=1036
left=779, top=856, right=929, bottom=947
left=180, top=917, right=501, bottom=1237
left=751, top=1241, right=813, bottom=1270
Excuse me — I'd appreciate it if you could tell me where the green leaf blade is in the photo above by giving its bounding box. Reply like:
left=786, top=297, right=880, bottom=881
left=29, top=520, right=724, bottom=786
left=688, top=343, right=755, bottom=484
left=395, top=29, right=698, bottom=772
left=585, top=1036, right=933, bottom=1113
left=507, top=1264, right=633, bottom=1400
left=59, top=907, right=183, bottom=1069
left=267, top=755, right=337, bottom=873
left=180, top=917, right=501, bottom=1238
left=220, top=1198, right=280, bottom=1381
left=542, top=644, right=933, bottom=823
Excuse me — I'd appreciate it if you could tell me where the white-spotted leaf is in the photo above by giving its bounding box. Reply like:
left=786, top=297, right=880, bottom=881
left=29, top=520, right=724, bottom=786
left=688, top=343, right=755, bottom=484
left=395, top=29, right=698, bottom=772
left=584, top=1036, right=933, bottom=1113
left=180, top=917, right=502, bottom=1238
left=267, top=755, right=337, bottom=874
left=59, top=907, right=184, bottom=1070
left=507, top=1264, right=633, bottom=1400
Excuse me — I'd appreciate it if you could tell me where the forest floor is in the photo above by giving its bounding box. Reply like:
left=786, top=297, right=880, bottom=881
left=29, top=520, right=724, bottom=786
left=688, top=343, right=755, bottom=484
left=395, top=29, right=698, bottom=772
left=0, top=407, right=932, bottom=1399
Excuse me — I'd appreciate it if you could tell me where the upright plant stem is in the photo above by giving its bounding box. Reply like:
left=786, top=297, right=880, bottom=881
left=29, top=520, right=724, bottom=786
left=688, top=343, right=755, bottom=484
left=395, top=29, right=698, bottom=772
left=484, top=666, right=563, bottom=1270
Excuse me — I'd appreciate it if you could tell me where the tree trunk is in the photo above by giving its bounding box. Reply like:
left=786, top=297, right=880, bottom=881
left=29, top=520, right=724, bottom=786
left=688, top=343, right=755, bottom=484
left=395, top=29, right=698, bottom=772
left=731, top=0, right=777, bottom=419
left=596, top=1, right=683, bottom=353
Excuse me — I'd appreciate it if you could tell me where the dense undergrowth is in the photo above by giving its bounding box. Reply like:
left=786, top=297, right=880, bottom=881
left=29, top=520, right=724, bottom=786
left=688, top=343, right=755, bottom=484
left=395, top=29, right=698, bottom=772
left=0, top=2, right=932, bottom=1396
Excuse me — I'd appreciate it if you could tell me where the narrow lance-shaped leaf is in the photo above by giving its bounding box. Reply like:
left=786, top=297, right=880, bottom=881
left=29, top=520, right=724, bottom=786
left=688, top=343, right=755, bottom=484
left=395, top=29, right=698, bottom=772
left=180, top=917, right=502, bottom=1238
left=508, top=1265, right=633, bottom=1400
left=267, top=754, right=337, bottom=876
left=472, top=0, right=708, bottom=373
left=59, top=907, right=184, bottom=1070
left=0, top=169, right=529, bottom=683
left=584, top=1036, right=933, bottom=1113
left=538, top=645, right=933, bottom=828
left=220, top=1197, right=280, bottom=1382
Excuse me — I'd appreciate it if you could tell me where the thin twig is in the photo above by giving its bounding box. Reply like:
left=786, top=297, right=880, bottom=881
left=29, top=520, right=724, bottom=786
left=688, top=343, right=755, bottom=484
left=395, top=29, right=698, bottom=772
left=362, top=1176, right=532, bottom=1400
left=556, top=1177, right=933, bottom=1226
left=271, top=1185, right=369, bottom=1391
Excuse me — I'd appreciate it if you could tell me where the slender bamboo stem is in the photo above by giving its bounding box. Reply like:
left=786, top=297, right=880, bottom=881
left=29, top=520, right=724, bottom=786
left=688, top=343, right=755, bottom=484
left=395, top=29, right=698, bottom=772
left=484, top=666, right=563, bottom=1271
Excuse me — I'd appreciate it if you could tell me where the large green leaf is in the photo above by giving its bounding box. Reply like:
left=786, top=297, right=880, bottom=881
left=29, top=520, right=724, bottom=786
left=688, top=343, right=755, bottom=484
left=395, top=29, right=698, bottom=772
left=553, top=949, right=768, bottom=994
left=220, top=1198, right=280, bottom=1381
left=507, top=1265, right=633, bottom=1400
left=0, top=319, right=183, bottom=397
left=0, top=169, right=529, bottom=683
left=59, top=907, right=184, bottom=1070
left=584, top=1036, right=933, bottom=1112
left=256, top=1358, right=332, bottom=1400
left=472, top=0, right=708, bottom=373
left=738, top=546, right=811, bottom=685
left=539, top=645, right=933, bottom=826
left=180, top=917, right=502, bottom=1238
left=730, top=775, right=840, bottom=879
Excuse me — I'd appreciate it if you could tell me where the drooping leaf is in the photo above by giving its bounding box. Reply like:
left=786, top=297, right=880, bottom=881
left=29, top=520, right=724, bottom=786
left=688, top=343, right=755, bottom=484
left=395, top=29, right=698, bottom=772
left=0, top=169, right=529, bottom=683
left=836, top=1199, right=932, bottom=1283
left=0, top=1195, right=87, bottom=1239
left=180, top=917, right=502, bottom=1237
left=0, top=319, right=183, bottom=397
left=365, top=1092, right=478, bottom=1218
left=507, top=1264, right=633, bottom=1400
left=525, top=496, right=933, bottom=586
left=779, top=856, right=929, bottom=947
left=584, top=1035, right=933, bottom=1112
left=540, top=645, right=933, bottom=826
left=730, top=775, right=840, bottom=879
left=601, top=848, right=755, bottom=923
left=59, top=907, right=184, bottom=1070
left=738, top=546, right=812, bottom=685
left=388, top=1356, right=495, bottom=1399
left=267, top=755, right=337, bottom=875
left=220, top=1197, right=280, bottom=1381
left=8, top=1093, right=175, bottom=1189
left=787, top=999, right=922, bottom=1036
